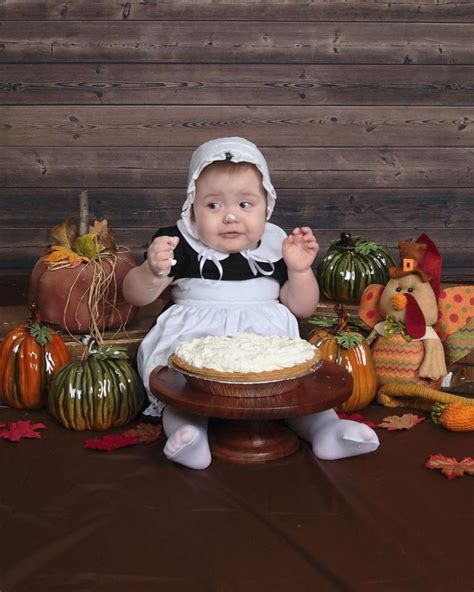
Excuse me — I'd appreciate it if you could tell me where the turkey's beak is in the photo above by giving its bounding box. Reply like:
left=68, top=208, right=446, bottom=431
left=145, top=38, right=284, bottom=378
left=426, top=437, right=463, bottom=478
left=392, top=293, right=407, bottom=311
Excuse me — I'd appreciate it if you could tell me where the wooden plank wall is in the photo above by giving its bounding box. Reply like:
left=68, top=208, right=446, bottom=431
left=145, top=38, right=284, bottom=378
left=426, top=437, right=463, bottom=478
left=0, top=0, right=473, bottom=281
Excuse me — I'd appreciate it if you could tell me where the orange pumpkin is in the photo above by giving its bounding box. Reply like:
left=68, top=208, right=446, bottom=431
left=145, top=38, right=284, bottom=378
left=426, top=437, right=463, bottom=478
left=0, top=306, right=71, bottom=409
left=309, top=304, right=377, bottom=412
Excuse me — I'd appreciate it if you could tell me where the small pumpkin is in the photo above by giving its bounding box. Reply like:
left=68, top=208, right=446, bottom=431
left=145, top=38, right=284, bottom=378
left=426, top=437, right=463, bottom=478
left=317, top=232, right=395, bottom=304
left=48, top=343, right=145, bottom=431
left=0, top=306, right=71, bottom=409
left=309, top=304, right=377, bottom=412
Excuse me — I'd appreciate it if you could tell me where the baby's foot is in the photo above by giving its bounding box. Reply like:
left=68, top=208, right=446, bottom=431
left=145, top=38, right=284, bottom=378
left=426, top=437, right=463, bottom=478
left=312, top=419, right=379, bottom=460
left=163, top=425, right=211, bottom=470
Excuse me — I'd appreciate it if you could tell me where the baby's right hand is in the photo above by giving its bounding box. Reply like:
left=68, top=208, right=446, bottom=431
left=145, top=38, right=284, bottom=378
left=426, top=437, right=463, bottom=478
left=147, top=235, right=179, bottom=277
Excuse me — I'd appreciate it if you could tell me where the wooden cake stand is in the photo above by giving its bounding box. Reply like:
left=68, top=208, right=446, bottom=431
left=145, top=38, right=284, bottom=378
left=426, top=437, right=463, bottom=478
left=150, top=362, right=353, bottom=464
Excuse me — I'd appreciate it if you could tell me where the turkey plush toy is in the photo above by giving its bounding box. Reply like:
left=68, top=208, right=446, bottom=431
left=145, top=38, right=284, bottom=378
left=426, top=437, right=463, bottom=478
left=359, top=234, right=474, bottom=391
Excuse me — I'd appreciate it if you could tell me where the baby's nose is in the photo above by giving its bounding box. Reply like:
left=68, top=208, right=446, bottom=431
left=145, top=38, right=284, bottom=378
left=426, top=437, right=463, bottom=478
left=224, top=213, right=237, bottom=224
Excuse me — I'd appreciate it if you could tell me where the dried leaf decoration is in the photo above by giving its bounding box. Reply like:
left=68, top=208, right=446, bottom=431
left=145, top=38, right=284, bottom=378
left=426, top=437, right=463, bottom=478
left=50, top=218, right=78, bottom=249
left=0, top=421, right=46, bottom=442
left=377, top=414, right=425, bottom=431
left=425, top=454, right=474, bottom=480
left=90, top=219, right=117, bottom=252
left=73, top=233, right=105, bottom=259
left=43, top=245, right=86, bottom=268
left=90, top=219, right=109, bottom=236
left=44, top=217, right=117, bottom=270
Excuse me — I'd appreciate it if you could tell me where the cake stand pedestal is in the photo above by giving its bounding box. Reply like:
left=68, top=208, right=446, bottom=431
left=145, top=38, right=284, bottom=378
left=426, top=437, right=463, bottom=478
left=150, top=361, right=352, bottom=464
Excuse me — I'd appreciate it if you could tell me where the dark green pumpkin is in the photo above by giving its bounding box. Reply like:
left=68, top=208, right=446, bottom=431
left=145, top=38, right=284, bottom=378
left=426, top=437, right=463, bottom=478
left=317, top=232, right=395, bottom=304
left=48, top=345, right=145, bottom=431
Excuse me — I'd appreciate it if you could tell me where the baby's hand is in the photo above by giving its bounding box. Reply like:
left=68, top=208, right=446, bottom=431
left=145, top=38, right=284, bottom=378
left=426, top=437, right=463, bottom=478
left=147, top=236, right=179, bottom=277
left=282, top=227, right=319, bottom=272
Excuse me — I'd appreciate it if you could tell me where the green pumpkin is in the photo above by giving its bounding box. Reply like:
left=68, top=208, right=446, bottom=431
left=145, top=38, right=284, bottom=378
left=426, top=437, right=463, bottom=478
left=48, top=345, right=145, bottom=431
left=317, top=232, right=395, bottom=304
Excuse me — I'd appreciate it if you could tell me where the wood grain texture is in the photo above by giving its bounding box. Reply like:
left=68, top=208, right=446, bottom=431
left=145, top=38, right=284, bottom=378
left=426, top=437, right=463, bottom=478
left=1, top=147, right=473, bottom=188
left=209, top=419, right=300, bottom=464
left=2, top=64, right=473, bottom=106
left=2, top=106, right=473, bottom=146
left=0, top=4, right=472, bottom=281
left=2, top=228, right=471, bottom=281
left=1, top=22, right=473, bottom=65
left=0, top=188, right=471, bottom=228
left=2, top=0, right=473, bottom=22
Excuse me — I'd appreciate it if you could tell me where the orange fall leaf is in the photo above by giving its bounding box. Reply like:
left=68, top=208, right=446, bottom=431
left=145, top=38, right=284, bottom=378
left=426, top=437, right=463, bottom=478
left=43, top=245, right=88, bottom=267
left=425, top=454, right=474, bottom=480
left=377, top=413, right=425, bottom=431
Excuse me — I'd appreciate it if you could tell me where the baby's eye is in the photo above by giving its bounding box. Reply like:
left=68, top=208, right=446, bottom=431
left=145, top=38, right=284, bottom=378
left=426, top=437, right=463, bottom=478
left=207, top=202, right=221, bottom=210
left=239, top=201, right=253, bottom=209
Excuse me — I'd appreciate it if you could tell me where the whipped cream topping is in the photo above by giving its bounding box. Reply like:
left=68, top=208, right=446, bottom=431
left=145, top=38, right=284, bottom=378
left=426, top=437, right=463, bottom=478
left=174, top=332, right=317, bottom=373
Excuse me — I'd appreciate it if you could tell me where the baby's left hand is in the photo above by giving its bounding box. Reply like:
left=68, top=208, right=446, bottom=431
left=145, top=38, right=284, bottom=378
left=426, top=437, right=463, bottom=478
left=282, top=227, right=319, bottom=272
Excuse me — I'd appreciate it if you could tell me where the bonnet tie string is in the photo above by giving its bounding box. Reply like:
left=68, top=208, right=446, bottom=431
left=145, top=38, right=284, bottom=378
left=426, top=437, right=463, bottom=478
left=197, top=248, right=275, bottom=280
left=244, top=250, right=275, bottom=277
left=198, top=247, right=224, bottom=280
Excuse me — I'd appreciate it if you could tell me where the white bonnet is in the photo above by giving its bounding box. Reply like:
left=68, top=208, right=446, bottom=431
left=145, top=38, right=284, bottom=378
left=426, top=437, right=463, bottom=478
left=181, top=136, right=277, bottom=239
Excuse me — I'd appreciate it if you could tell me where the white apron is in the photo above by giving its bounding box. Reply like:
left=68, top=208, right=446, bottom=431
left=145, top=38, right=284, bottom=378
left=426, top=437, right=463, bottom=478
left=138, top=276, right=299, bottom=417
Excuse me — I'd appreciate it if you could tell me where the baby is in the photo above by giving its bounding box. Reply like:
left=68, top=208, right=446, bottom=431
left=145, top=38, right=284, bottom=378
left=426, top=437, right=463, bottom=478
left=123, top=137, right=379, bottom=469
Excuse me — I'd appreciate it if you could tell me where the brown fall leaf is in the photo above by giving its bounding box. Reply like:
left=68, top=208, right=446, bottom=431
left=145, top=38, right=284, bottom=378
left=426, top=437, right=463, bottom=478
left=50, top=218, right=78, bottom=249
left=123, top=422, right=163, bottom=444
left=425, top=454, right=474, bottom=480
left=90, top=219, right=109, bottom=235
left=377, top=414, right=425, bottom=431
left=89, top=218, right=117, bottom=252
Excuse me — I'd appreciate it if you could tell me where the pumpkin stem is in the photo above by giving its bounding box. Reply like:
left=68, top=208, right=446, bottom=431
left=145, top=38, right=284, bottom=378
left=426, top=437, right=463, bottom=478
left=29, top=304, right=42, bottom=325
left=431, top=402, right=446, bottom=425
left=79, top=190, right=89, bottom=236
left=334, top=304, right=349, bottom=333
left=339, top=232, right=356, bottom=249
left=27, top=304, right=53, bottom=345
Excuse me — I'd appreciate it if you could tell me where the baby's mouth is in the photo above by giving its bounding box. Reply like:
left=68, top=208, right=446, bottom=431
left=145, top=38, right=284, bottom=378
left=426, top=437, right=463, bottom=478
left=221, top=232, right=242, bottom=238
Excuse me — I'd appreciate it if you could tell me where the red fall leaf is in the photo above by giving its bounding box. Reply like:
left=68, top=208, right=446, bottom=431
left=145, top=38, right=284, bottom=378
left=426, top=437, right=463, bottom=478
left=425, top=454, right=474, bottom=480
left=0, top=421, right=46, bottom=442
left=84, top=433, right=140, bottom=452
left=337, top=412, right=377, bottom=428
left=377, top=414, right=425, bottom=431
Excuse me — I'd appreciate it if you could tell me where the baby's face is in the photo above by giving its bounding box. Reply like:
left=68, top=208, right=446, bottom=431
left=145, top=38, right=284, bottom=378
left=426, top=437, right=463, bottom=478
left=193, top=164, right=267, bottom=253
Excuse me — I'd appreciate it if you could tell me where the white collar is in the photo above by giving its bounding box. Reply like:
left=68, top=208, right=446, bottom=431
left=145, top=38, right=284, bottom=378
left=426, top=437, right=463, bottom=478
left=176, top=219, right=286, bottom=263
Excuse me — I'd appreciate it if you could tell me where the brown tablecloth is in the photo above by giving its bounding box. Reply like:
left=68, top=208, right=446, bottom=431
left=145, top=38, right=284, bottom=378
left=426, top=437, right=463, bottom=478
left=0, top=404, right=472, bottom=592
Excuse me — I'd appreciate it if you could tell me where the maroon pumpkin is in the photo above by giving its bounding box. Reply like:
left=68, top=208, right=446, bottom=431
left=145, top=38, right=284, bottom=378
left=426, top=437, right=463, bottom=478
left=28, top=252, right=137, bottom=334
